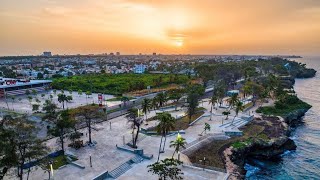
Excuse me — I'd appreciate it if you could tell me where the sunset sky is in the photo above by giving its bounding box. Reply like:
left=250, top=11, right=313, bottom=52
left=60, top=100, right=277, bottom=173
left=1, top=0, right=320, bottom=56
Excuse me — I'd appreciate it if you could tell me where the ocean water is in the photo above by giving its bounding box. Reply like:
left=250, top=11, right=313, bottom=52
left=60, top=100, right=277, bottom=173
left=245, top=56, right=320, bottom=180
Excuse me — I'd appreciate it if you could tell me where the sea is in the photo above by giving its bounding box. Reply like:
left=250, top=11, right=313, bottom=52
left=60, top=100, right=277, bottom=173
left=245, top=56, right=320, bottom=180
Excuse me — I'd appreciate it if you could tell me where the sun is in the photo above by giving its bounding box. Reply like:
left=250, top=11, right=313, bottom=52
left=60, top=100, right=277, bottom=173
left=174, top=39, right=184, bottom=47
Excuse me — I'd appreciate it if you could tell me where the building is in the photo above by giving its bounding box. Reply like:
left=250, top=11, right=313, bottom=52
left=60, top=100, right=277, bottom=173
left=133, top=64, right=146, bottom=74
left=0, top=78, right=52, bottom=98
left=116, top=52, right=120, bottom=56
left=42, top=51, right=52, bottom=57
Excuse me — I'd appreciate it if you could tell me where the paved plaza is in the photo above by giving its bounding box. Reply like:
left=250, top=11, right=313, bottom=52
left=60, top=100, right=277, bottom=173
left=5, top=96, right=270, bottom=180
left=0, top=90, right=118, bottom=114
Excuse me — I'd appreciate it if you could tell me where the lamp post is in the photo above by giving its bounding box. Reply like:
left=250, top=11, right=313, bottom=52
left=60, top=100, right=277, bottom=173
left=199, top=157, right=210, bottom=171
left=49, top=160, right=54, bottom=180
left=89, top=155, right=92, bottom=167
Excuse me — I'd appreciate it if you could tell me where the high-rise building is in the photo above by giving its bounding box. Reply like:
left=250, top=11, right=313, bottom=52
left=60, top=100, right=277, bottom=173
left=42, top=51, right=52, bottom=57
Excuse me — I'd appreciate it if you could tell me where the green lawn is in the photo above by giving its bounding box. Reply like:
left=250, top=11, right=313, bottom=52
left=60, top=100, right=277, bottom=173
left=106, top=96, right=135, bottom=101
left=173, top=111, right=205, bottom=131
left=256, top=95, right=311, bottom=117
left=50, top=155, right=78, bottom=170
left=51, top=73, right=189, bottom=95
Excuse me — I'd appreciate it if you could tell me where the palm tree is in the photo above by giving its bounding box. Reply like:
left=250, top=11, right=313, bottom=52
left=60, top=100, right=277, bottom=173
left=156, top=113, right=175, bottom=161
left=141, top=98, right=152, bottom=124
left=231, top=101, right=244, bottom=126
left=170, top=133, right=186, bottom=160
left=126, top=108, right=144, bottom=148
left=10, top=95, right=15, bottom=110
left=57, top=93, right=69, bottom=109
left=85, top=91, right=92, bottom=104
left=121, top=96, right=130, bottom=107
left=4, top=93, right=9, bottom=110
left=78, top=89, right=83, bottom=97
left=32, top=89, right=37, bottom=97
left=156, top=92, right=168, bottom=107
left=152, top=97, right=159, bottom=111
left=200, top=123, right=211, bottom=136
left=208, top=94, right=217, bottom=120
left=186, top=93, right=199, bottom=124
left=222, top=111, right=230, bottom=120
left=228, top=93, right=239, bottom=109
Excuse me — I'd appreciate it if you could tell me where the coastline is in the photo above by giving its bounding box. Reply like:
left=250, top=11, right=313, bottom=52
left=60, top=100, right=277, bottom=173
left=223, top=73, right=315, bottom=179
left=223, top=107, right=310, bottom=179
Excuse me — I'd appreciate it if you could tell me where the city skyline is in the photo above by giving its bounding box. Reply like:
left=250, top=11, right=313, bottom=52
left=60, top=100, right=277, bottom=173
left=1, top=0, right=320, bottom=56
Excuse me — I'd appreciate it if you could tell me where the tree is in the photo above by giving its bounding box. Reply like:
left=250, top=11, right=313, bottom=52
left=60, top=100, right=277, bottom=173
left=168, top=90, right=182, bottom=111
left=121, top=96, right=130, bottom=107
left=85, top=91, right=92, bottom=104
left=0, top=116, right=17, bottom=179
left=215, top=82, right=226, bottom=107
left=27, top=96, right=33, bottom=106
left=208, top=93, right=218, bottom=120
left=152, top=97, right=159, bottom=111
left=25, top=90, right=31, bottom=96
left=186, top=93, right=199, bottom=124
left=2, top=93, right=10, bottom=110
left=77, top=106, right=103, bottom=145
left=37, top=72, right=44, bottom=79
left=148, top=158, right=183, bottom=180
left=49, top=110, right=74, bottom=154
left=126, top=108, right=144, bottom=148
left=231, top=101, right=244, bottom=126
left=222, top=111, right=230, bottom=120
left=32, top=104, right=40, bottom=112
left=228, top=93, right=239, bottom=109
left=170, top=133, right=186, bottom=159
left=42, top=100, right=57, bottom=120
left=32, top=89, right=37, bottom=97
left=57, top=93, right=71, bottom=109
left=77, top=89, right=83, bottom=97
left=156, top=92, right=168, bottom=107
left=200, top=123, right=211, bottom=136
left=156, top=113, right=175, bottom=161
left=66, top=95, right=73, bottom=108
left=141, top=98, right=152, bottom=122
left=0, top=116, right=47, bottom=180
left=10, top=95, right=15, bottom=110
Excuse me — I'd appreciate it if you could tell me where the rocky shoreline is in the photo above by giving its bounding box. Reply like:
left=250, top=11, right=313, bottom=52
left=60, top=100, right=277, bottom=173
left=223, top=107, right=310, bottom=180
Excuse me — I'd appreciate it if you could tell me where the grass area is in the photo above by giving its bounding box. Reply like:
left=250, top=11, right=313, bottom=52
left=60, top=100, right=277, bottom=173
left=256, top=95, right=311, bottom=117
left=173, top=111, right=205, bottom=131
left=195, top=107, right=206, bottom=111
left=106, top=96, right=135, bottom=101
left=124, top=84, right=181, bottom=97
left=243, top=102, right=253, bottom=110
left=188, top=123, right=265, bottom=170
left=147, top=111, right=205, bottom=131
left=50, top=155, right=77, bottom=170
left=52, top=73, right=189, bottom=95
left=0, top=108, right=23, bottom=117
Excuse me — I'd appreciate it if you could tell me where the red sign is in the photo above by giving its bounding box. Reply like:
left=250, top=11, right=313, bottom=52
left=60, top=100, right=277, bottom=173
left=5, top=80, right=17, bottom=85
left=98, top=94, right=103, bottom=106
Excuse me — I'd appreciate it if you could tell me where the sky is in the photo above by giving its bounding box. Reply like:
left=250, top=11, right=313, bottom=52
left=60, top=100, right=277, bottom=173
left=1, top=0, right=320, bottom=56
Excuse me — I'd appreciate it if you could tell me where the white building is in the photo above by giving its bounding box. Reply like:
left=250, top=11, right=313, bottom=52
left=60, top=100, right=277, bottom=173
left=133, top=64, right=146, bottom=74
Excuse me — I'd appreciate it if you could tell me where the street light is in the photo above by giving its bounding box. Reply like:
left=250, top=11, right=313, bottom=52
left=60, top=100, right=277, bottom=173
left=199, top=157, right=210, bottom=170
left=49, top=160, right=54, bottom=179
